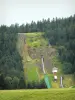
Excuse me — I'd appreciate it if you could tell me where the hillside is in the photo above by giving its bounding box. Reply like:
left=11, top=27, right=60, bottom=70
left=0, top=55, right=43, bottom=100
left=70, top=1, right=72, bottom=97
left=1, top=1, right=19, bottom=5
left=0, top=15, right=75, bottom=90
left=17, top=32, right=75, bottom=88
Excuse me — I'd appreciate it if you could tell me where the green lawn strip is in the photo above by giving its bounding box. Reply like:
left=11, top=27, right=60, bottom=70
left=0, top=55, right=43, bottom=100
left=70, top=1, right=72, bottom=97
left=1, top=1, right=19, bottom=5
left=0, top=89, right=75, bottom=100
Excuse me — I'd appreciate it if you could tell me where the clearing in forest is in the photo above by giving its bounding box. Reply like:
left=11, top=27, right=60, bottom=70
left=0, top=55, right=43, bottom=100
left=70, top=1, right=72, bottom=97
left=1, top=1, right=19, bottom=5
left=17, top=32, right=75, bottom=88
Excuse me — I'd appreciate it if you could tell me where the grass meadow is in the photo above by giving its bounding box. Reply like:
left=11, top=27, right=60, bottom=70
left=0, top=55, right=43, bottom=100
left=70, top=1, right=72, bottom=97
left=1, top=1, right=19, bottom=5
left=0, top=89, right=75, bottom=100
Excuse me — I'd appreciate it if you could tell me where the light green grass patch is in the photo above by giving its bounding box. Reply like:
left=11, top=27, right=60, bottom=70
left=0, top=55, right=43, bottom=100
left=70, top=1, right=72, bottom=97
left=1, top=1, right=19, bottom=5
left=26, top=32, right=48, bottom=47
left=24, top=62, right=39, bottom=82
left=0, top=89, right=75, bottom=100
left=27, top=66, right=39, bottom=82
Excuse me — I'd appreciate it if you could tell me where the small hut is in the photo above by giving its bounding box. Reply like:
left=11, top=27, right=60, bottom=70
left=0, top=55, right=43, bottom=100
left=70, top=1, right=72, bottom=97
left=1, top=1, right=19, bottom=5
left=52, top=67, right=58, bottom=81
left=52, top=67, right=58, bottom=74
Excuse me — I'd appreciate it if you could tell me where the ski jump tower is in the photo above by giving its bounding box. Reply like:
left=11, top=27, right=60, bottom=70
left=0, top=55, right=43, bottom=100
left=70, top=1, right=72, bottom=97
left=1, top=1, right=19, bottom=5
left=41, top=55, right=51, bottom=88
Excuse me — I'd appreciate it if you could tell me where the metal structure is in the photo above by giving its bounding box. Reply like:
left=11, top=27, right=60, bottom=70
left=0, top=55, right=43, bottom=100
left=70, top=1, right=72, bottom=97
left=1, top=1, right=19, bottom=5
left=60, top=76, right=63, bottom=88
left=41, top=55, right=51, bottom=88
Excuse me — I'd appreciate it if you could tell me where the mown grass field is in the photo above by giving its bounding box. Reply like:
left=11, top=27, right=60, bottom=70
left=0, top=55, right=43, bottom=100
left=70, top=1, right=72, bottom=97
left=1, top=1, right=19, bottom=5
left=0, top=89, right=75, bottom=100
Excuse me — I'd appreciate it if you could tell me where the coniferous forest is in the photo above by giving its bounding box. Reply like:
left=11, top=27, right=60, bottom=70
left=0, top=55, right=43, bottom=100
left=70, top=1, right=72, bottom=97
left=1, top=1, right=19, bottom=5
left=0, top=14, right=75, bottom=89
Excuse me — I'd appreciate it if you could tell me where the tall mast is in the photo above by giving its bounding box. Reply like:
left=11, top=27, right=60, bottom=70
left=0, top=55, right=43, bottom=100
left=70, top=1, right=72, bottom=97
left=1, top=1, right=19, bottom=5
left=41, top=55, right=46, bottom=74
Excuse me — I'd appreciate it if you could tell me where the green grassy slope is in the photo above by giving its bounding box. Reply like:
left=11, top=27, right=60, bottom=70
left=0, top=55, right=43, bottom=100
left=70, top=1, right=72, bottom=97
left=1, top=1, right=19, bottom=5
left=17, top=33, right=39, bottom=83
left=25, top=32, right=55, bottom=74
left=0, top=89, right=75, bottom=100
left=17, top=32, right=55, bottom=84
left=17, top=32, right=75, bottom=88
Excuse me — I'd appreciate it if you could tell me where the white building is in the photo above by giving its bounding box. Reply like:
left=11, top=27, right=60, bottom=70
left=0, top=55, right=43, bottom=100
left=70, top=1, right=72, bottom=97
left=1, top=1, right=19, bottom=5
left=52, top=67, right=58, bottom=81
left=52, top=67, right=58, bottom=73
